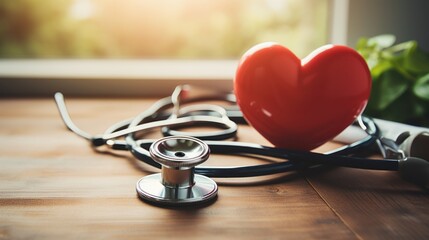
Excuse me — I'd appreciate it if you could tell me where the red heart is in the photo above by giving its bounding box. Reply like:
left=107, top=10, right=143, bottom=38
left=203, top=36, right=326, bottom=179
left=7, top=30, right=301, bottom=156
left=234, top=43, right=371, bottom=150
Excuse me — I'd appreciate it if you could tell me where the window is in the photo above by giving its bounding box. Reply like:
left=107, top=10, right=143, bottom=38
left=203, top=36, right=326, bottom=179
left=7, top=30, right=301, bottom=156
left=0, top=0, right=337, bottom=96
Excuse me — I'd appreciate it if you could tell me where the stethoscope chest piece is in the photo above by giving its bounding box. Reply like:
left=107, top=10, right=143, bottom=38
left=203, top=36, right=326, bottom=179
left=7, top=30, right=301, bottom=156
left=136, top=136, right=218, bottom=206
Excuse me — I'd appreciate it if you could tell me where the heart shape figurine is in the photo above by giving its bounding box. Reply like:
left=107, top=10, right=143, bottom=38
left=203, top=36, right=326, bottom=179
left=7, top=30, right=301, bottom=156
left=234, top=43, right=372, bottom=150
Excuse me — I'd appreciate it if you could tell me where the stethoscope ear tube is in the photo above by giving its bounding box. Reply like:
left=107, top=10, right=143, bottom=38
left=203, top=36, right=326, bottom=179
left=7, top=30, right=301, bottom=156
left=131, top=139, right=400, bottom=178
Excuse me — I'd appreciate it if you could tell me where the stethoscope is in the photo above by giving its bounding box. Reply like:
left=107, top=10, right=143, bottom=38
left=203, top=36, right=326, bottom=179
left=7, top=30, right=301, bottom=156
left=55, top=85, right=429, bottom=206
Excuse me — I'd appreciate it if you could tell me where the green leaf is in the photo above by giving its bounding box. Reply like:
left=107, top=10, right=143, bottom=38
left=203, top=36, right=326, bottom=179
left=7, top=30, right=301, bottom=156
left=356, top=37, right=368, bottom=52
left=365, top=89, right=426, bottom=124
left=413, top=73, right=429, bottom=101
left=367, top=34, right=396, bottom=49
left=403, top=42, right=429, bottom=74
left=388, top=41, right=429, bottom=77
left=367, top=70, right=409, bottom=111
left=370, top=60, right=393, bottom=79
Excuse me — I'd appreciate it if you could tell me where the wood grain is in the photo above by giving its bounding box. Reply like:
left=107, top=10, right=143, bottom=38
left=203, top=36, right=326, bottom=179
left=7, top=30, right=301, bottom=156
left=0, top=98, right=428, bottom=239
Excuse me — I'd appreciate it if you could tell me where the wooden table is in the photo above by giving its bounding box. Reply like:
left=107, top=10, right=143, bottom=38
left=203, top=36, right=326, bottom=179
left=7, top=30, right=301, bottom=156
left=1, top=97, right=428, bottom=240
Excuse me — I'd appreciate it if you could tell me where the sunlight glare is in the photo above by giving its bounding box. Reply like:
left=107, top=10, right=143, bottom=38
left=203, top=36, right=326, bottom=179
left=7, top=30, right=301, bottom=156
left=265, top=0, right=289, bottom=13
left=69, top=0, right=95, bottom=20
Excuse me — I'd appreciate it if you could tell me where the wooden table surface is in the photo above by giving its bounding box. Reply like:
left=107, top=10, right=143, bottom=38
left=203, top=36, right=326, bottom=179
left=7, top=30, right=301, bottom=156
left=1, top=97, right=428, bottom=240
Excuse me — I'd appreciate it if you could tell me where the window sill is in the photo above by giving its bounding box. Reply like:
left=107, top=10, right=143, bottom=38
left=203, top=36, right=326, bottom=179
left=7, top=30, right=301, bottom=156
left=0, top=59, right=237, bottom=97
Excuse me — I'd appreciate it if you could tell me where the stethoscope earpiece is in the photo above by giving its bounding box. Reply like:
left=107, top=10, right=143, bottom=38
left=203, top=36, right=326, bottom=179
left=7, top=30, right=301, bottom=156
left=397, top=131, right=429, bottom=161
left=136, top=136, right=218, bottom=206
left=398, top=157, right=429, bottom=188
left=396, top=131, right=429, bottom=188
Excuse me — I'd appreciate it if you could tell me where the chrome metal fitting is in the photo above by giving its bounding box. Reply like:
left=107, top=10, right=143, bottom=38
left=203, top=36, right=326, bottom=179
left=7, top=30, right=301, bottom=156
left=136, top=136, right=218, bottom=206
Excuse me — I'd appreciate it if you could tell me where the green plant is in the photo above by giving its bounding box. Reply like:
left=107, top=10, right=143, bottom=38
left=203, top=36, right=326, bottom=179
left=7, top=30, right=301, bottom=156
left=356, top=34, right=429, bottom=127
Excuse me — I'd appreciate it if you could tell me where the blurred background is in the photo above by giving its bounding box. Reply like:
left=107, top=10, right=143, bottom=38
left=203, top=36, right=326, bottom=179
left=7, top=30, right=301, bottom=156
left=0, top=0, right=329, bottom=59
